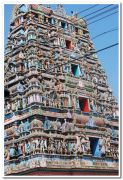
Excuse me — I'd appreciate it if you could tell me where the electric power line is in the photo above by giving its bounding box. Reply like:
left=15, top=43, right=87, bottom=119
left=46, top=43, right=118, bottom=72
left=83, top=4, right=113, bottom=18
left=88, top=11, right=118, bottom=25
left=85, top=43, right=118, bottom=57
left=92, top=28, right=118, bottom=40
left=74, top=4, right=99, bottom=16
left=86, top=6, right=118, bottom=21
left=96, top=43, right=118, bottom=53
left=73, top=4, right=115, bottom=25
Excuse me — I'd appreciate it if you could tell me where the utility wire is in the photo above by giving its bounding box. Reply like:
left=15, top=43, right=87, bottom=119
left=73, top=4, right=114, bottom=24
left=88, top=11, right=118, bottom=25
left=74, top=4, right=99, bottom=16
left=46, top=43, right=118, bottom=72
left=92, top=28, right=118, bottom=40
left=83, top=4, right=113, bottom=18
left=86, top=6, right=118, bottom=21
left=85, top=43, right=118, bottom=57
left=96, top=43, right=118, bottom=53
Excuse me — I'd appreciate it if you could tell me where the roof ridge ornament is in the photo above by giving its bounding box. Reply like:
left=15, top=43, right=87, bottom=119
left=55, top=4, right=66, bottom=17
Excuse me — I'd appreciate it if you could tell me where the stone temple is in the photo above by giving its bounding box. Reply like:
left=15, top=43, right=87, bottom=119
left=4, top=4, right=119, bottom=176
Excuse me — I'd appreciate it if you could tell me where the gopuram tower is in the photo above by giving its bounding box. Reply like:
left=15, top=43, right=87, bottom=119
left=4, top=4, right=119, bottom=176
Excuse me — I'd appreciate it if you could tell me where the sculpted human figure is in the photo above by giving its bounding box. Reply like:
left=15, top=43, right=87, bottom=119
left=24, top=119, right=30, bottom=133
left=81, top=136, right=87, bottom=153
left=19, top=121, right=25, bottom=134
left=72, top=142, right=77, bottom=154
left=76, top=135, right=82, bottom=154
left=99, top=136, right=106, bottom=156
left=13, top=122, right=20, bottom=136
left=62, top=119, right=68, bottom=133
left=48, top=137, right=55, bottom=154
left=9, top=145, right=16, bottom=158
left=63, top=140, right=67, bottom=154
left=72, top=96, right=76, bottom=109
left=58, top=140, right=62, bottom=154
left=68, top=141, right=73, bottom=155
left=17, top=99, right=21, bottom=109
left=44, top=139, right=47, bottom=152
left=44, top=116, right=51, bottom=130
left=84, top=136, right=90, bottom=154
left=6, top=102, right=11, bottom=113
left=4, top=146, right=10, bottom=160
left=20, top=141, right=25, bottom=156
left=22, top=97, right=27, bottom=109
left=56, top=140, right=61, bottom=154
left=30, top=138, right=36, bottom=155
left=105, top=136, right=111, bottom=155
left=56, top=118, right=61, bottom=131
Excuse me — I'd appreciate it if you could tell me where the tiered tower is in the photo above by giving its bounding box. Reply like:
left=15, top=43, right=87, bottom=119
left=4, top=4, right=119, bottom=176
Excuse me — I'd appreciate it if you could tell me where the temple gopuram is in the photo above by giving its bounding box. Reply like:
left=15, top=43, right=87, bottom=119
left=4, top=4, right=119, bottom=176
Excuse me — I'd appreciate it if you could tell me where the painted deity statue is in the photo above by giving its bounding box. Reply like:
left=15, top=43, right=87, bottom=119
left=43, top=117, right=51, bottom=130
left=24, top=119, right=30, bottom=133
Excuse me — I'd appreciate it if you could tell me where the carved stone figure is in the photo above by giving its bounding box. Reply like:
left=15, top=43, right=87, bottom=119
left=50, top=118, right=61, bottom=131
left=24, top=140, right=30, bottom=154
left=13, top=122, right=20, bottom=136
left=19, top=121, right=25, bottom=134
left=6, top=102, right=11, bottom=113
left=22, top=97, right=27, bottom=109
left=86, top=116, right=95, bottom=127
left=40, top=137, right=45, bottom=153
left=4, top=146, right=10, bottom=160
left=99, top=137, right=106, bottom=156
left=76, top=135, right=82, bottom=154
left=105, top=136, right=111, bottom=155
left=30, top=119, right=43, bottom=130
left=30, top=138, right=36, bottom=155
left=48, top=137, right=55, bottom=154
left=61, top=119, right=68, bottom=132
left=84, top=136, right=90, bottom=154
left=24, top=119, right=30, bottom=133
left=43, top=117, right=51, bottom=130
left=9, top=146, right=16, bottom=158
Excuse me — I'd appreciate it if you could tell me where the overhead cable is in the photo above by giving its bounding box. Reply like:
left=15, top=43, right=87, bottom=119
left=74, top=4, right=99, bottom=16
left=86, top=6, right=118, bottom=21
left=46, top=43, right=119, bottom=72
left=83, top=4, right=113, bottom=18
left=92, top=28, right=118, bottom=40
left=88, top=11, right=118, bottom=25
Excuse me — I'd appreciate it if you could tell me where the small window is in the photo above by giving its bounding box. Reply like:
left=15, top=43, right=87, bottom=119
left=44, top=16, right=46, bottom=23
left=83, top=30, right=87, bottom=34
left=71, top=64, right=81, bottom=77
left=48, top=18, right=51, bottom=24
left=89, top=137, right=101, bottom=157
left=78, top=97, right=90, bottom=112
left=66, top=40, right=72, bottom=50
left=75, top=27, right=78, bottom=33
left=35, top=14, right=38, bottom=18
left=51, top=18, right=57, bottom=25
left=61, top=21, right=66, bottom=29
